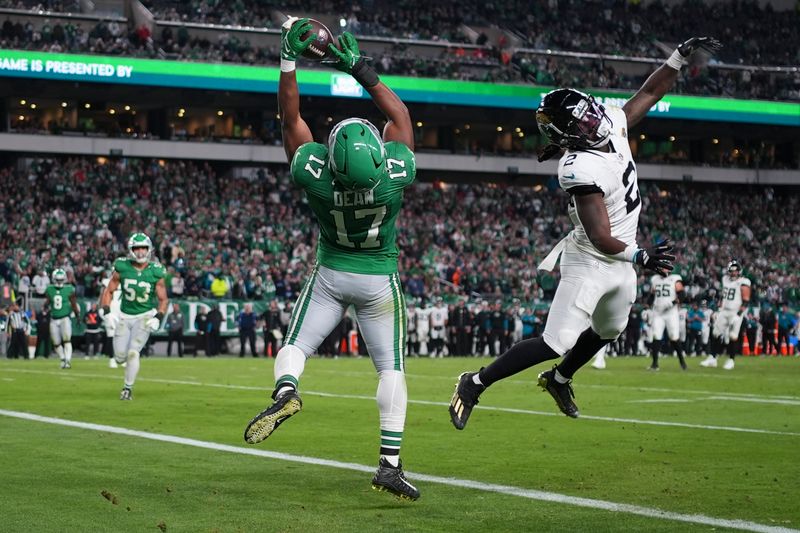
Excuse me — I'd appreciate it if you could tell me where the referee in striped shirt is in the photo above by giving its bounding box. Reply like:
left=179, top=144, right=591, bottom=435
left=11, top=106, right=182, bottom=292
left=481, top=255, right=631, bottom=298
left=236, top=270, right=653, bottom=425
left=7, top=303, right=28, bottom=359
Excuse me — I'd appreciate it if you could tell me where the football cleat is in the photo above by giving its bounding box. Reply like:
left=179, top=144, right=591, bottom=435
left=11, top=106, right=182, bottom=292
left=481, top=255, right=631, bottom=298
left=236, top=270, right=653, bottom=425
left=244, top=390, right=302, bottom=444
left=700, top=355, right=717, bottom=368
left=120, top=387, right=132, bottom=400
left=371, top=458, right=420, bottom=501
left=448, top=371, right=485, bottom=430
left=60, top=360, right=66, bottom=369
left=538, top=366, right=579, bottom=418
left=647, top=365, right=660, bottom=371
left=109, top=358, right=118, bottom=369
left=723, top=358, right=735, bottom=370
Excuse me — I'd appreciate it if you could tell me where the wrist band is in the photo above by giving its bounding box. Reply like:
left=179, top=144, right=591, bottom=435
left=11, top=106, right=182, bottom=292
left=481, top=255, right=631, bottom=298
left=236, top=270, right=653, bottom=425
left=666, top=49, right=686, bottom=71
left=280, top=59, right=296, bottom=72
left=155, top=312, right=164, bottom=321
left=351, top=57, right=379, bottom=88
left=608, top=244, right=639, bottom=263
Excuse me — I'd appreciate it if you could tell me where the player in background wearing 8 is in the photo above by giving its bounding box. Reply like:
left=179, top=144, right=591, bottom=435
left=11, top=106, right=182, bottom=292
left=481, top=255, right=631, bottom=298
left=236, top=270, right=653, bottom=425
left=244, top=17, right=420, bottom=501
left=449, top=36, right=721, bottom=429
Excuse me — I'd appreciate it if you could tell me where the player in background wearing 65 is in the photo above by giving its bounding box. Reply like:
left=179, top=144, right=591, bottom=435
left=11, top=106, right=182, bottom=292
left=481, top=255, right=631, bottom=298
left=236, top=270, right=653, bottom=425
left=701, top=260, right=751, bottom=370
left=45, top=268, right=80, bottom=369
left=450, top=36, right=720, bottom=429
left=99, top=233, right=169, bottom=400
left=244, top=18, right=420, bottom=501
left=648, top=272, right=687, bottom=370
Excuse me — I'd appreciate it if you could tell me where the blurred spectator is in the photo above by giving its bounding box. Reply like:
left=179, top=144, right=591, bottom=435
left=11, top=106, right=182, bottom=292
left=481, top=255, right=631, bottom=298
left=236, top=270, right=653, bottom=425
left=237, top=302, right=257, bottom=357
left=166, top=302, right=184, bottom=357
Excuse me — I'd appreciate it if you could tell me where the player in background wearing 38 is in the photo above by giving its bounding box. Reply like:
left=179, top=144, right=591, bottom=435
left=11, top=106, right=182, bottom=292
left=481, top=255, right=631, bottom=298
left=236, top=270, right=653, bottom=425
left=45, top=268, right=80, bottom=369
left=450, top=36, right=720, bottom=428
left=701, top=260, right=751, bottom=370
left=243, top=19, right=419, bottom=500
left=99, top=233, right=169, bottom=400
left=648, top=272, right=687, bottom=370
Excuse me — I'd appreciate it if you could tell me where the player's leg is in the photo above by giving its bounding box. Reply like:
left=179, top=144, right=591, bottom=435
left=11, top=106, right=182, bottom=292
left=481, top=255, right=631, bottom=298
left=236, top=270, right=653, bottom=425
left=665, top=308, right=686, bottom=369
left=50, top=320, right=65, bottom=367
left=118, top=316, right=151, bottom=399
left=62, top=318, right=73, bottom=368
left=724, top=314, right=744, bottom=369
left=704, top=316, right=728, bottom=367
left=353, top=272, right=419, bottom=500
left=650, top=314, right=667, bottom=370
left=245, top=265, right=346, bottom=444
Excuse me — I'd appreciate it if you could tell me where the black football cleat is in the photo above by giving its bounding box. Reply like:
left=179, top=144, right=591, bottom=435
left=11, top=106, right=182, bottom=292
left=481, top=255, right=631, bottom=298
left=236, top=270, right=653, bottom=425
left=449, top=371, right=485, bottom=430
left=371, top=458, right=420, bottom=501
left=537, top=366, right=579, bottom=418
left=119, top=387, right=132, bottom=401
left=244, top=390, right=302, bottom=444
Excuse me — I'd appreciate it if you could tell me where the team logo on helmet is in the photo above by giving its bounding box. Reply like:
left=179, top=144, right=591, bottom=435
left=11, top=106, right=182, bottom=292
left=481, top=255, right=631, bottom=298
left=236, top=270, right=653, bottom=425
left=328, top=118, right=386, bottom=191
left=536, top=88, right=613, bottom=150
left=52, top=268, right=67, bottom=287
left=128, top=232, right=153, bottom=264
left=727, top=260, right=741, bottom=277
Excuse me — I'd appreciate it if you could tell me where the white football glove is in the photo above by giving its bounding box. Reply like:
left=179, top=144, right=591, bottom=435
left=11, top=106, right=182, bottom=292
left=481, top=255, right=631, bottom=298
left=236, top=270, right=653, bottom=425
left=146, top=315, right=162, bottom=332
left=102, top=313, right=119, bottom=331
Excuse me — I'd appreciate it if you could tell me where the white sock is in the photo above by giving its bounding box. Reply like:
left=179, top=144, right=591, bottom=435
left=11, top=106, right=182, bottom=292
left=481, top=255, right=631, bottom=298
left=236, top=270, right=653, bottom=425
left=554, top=369, right=569, bottom=384
left=274, top=344, right=306, bottom=395
left=472, top=373, right=483, bottom=386
left=377, top=370, right=407, bottom=465
left=64, top=342, right=72, bottom=363
left=124, top=351, right=140, bottom=388
left=54, top=344, right=64, bottom=360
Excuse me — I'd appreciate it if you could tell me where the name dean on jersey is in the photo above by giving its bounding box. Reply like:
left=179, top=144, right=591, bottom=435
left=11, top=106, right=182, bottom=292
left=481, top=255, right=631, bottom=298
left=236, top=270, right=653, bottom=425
left=333, top=189, right=375, bottom=207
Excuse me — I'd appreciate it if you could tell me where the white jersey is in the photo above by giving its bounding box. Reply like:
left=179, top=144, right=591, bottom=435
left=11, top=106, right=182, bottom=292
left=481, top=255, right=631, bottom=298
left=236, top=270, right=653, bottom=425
left=416, top=307, right=431, bottom=334
left=651, top=274, right=682, bottom=313
left=720, top=275, right=751, bottom=312
left=406, top=308, right=417, bottom=332
left=558, top=106, right=640, bottom=262
left=430, top=306, right=448, bottom=328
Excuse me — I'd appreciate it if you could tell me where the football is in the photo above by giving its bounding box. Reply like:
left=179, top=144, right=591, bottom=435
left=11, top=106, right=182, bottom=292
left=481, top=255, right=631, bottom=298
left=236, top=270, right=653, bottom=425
left=299, top=18, right=334, bottom=61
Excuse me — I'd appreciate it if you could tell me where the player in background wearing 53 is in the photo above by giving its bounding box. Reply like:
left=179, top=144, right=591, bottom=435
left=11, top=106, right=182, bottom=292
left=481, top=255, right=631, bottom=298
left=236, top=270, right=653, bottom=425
left=244, top=18, right=420, bottom=500
left=45, top=268, right=80, bottom=369
left=450, top=36, right=720, bottom=429
left=648, top=272, right=687, bottom=370
left=701, top=260, right=751, bottom=370
left=99, top=233, right=169, bottom=400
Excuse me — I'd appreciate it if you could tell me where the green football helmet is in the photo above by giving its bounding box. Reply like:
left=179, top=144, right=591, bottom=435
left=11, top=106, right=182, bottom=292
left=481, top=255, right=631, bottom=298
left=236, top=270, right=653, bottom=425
left=328, top=118, right=386, bottom=191
left=52, top=268, right=67, bottom=287
left=128, top=232, right=153, bottom=264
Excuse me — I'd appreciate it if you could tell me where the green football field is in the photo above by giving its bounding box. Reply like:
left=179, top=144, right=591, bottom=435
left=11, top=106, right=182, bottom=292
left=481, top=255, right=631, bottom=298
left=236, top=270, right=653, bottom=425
left=1, top=355, right=798, bottom=533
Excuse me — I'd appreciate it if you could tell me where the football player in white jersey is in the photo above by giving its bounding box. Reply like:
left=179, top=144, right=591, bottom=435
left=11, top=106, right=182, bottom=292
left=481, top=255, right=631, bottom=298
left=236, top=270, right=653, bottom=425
left=648, top=273, right=687, bottom=370
left=701, top=260, right=751, bottom=369
left=700, top=299, right=713, bottom=353
left=448, top=36, right=721, bottom=428
left=429, top=298, right=448, bottom=357
left=415, top=302, right=431, bottom=356
left=406, top=300, right=419, bottom=356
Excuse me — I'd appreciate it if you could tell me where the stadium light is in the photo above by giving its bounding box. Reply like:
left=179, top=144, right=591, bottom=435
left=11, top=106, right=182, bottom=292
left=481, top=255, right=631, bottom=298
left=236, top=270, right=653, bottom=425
left=109, top=109, right=116, bottom=115
left=518, top=132, right=524, bottom=137
left=515, top=127, right=521, bottom=132
left=19, top=99, right=25, bottom=105
left=124, top=105, right=131, bottom=111
left=464, top=124, right=470, bottom=130
left=30, top=103, right=36, bottom=109
left=416, top=121, right=423, bottom=127
left=339, top=18, right=346, bottom=28
left=217, top=110, right=224, bottom=116
left=17, top=115, right=24, bottom=121
left=639, top=134, right=646, bottom=140
left=712, top=138, right=719, bottom=144
left=84, top=103, right=91, bottom=109
left=455, top=128, right=460, bottom=134
left=496, top=126, right=503, bottom=132
left=669, top=135, right=676, bottom=142
left=61, top=102, right=67, bottom=108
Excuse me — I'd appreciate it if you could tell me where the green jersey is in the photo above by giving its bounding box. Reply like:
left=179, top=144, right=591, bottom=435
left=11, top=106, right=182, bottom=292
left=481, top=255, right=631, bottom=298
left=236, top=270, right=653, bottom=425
left=290, top=141, right=416, bottom=275
left=45, top=284, right=75, bottom=319
left=113, top=257, right=166, bottom=315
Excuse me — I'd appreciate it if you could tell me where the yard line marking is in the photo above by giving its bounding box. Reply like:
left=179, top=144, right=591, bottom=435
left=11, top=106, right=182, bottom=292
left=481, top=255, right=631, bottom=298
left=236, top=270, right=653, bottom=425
left=3, top=368, right=799, bottom=437
left=0, top=409, right=796, bottom=533
left=628, top=399, right=694, bottom=404
left=705, top=396, right=800, bottom=406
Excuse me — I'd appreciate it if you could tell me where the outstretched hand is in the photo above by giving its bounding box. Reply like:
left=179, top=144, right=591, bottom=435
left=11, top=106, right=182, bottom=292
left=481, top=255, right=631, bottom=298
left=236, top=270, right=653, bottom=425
left=280, top=16, right=316, bottom=61
left=326, top=32, right=362, bottom=74
left=634, top=238, right=676, bottom=277
left=677, top=37, right=722, bottom=58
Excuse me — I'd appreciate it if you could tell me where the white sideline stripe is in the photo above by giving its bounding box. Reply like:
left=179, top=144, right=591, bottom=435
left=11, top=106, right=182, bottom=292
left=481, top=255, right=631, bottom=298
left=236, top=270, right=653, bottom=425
left=629, top=399, right=694, bottom=404
left=705, top=396, right=800, bottom=406
left=3, top=368, right=800, bottom=437
left=0, top=409, right=796, bottom=533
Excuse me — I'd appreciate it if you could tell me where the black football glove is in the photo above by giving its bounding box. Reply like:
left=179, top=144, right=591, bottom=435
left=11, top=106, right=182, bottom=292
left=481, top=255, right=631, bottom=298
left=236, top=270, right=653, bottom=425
left=634, top=238, right=676, bottom=277
left=677, top=37, right=722, bottom=59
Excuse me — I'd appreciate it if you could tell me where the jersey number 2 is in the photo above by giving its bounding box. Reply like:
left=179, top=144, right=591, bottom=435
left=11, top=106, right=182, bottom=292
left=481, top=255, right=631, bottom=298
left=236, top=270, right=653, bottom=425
left=622, top=161, right=641, bottom=214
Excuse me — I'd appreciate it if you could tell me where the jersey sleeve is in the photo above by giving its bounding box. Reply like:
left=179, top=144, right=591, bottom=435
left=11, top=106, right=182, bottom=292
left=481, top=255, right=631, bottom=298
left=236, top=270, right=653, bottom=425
left=290, top=142, right=329, bottom=189
left=558, top=154, right=608, bottom=197
left=113, top=257, right=126, bottom=274
left=741, top=278, right=752, bottom=287
left=153, top=263, right=167, bottom=281
left=384, top=142, right=416, bottom=189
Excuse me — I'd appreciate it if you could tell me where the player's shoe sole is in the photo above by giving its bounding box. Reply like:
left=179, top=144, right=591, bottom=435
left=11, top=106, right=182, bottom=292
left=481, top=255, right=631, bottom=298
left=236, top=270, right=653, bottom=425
left=244, top=392, right=302, bottom=444
left=371, top=458, right=420, bottom=501
left=120, top=388, right=132, bottom=400
left=538, top=367, right=579, bottom=418
left=448, top=371, right=485, bottom=430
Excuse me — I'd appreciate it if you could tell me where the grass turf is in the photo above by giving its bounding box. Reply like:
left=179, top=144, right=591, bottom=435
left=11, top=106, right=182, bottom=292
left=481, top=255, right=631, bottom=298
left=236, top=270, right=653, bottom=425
left=1, top=354, right=798, bottom=532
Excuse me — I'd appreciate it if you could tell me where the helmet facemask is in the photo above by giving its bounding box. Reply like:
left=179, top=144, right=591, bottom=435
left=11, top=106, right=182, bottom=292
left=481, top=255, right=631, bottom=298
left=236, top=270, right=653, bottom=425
left=52, top=269, right=66, bottom=287
left=128, top=233, right=153, bottom=264
left=536, top=89, right=613, bottom=150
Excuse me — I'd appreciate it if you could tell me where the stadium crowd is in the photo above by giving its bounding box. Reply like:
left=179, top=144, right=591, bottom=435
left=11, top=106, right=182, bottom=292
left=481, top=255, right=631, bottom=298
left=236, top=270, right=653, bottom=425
left=1, top=157, right=799, bottom=311
left=1, top=0, right=799, bottom=100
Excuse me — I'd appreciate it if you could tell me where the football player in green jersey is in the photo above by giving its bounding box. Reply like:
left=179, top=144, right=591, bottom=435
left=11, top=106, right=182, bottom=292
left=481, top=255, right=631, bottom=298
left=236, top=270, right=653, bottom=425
left=45, top=268, right=80, bottom=369
left=244, top=19, right=419, bottom=500
left=99, top=232, right=169, bottom=400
